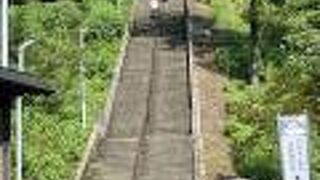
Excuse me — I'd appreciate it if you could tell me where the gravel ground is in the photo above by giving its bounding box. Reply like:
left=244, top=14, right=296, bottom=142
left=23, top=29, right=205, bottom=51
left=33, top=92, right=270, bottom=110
left=191, top=1, right=236, bottom=180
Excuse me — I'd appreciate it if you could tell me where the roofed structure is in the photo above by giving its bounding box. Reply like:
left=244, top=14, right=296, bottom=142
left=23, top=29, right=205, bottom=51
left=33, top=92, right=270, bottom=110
left=0, top=66, right=53, bottom=97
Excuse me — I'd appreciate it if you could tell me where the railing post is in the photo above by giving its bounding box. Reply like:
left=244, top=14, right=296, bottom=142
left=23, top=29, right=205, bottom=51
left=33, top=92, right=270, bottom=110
left=16, top=39, right=36, bottom=180
left=79, top=28, right=87, bottom=129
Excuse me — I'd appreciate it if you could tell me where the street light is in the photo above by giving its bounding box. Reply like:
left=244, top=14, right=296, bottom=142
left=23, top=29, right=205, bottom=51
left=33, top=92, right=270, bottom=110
left=79, top=28, right=87, bottom=129
left=16, top=39, right=36, bottom=180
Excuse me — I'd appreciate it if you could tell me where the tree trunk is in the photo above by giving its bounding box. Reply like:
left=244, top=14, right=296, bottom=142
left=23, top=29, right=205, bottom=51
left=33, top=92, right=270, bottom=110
left=249, top=0, right=260, bottom=85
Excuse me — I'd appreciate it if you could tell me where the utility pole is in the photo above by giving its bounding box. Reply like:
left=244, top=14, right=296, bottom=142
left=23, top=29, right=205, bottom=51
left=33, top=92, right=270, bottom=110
left=1, top=0, right=9, bottom=67
left=1, top=0, right=10, bottom=179
left=79, top=28, right=87, bottom=129
left=16, top=39, right=36, bottom=180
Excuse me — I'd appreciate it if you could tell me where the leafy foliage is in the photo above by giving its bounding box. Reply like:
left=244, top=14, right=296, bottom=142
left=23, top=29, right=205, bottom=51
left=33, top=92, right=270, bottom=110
left=211, top=0, right=320, bottom=179
left=9, top=0, right=131, bottom=179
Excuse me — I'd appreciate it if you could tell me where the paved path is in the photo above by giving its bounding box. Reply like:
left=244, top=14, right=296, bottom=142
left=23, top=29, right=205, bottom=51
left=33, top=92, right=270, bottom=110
left=81, top=0, right=193, bottom=180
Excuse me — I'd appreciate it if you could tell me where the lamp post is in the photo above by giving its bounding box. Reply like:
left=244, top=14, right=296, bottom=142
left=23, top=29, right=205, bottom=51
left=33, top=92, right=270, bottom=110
left=16, top=39, right=36, bottom=180
left=79, top=28, right=87, bottom=129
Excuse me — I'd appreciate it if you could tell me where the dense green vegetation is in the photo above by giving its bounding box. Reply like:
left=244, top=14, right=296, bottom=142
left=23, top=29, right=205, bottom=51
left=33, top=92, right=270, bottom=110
left=211, top=0, right=320, bottom=179
left=9, top=0, right=131, bottom=179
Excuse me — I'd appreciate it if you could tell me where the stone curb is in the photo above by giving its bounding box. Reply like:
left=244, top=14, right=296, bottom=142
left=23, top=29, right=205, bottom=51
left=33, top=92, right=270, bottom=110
left=184, top=0, right=206, bottom=180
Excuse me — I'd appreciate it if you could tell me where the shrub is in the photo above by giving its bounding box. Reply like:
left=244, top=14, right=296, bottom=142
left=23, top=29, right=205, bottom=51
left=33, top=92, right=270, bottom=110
left=9, top=0, right=131, bottom=179
left=211, top=0, right=320, bottom=179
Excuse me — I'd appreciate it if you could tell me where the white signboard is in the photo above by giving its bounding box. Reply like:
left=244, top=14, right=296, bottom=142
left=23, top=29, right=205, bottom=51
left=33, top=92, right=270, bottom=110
left=277, top=114, right=310, bottom=180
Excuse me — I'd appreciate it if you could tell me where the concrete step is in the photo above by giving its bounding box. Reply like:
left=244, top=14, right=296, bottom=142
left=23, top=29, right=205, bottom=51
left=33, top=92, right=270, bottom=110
left=154, top=49, right=187, bottom=69
left=82, top=139, right=138, bottom=180
left=107, top=61, right=151, bottom=138
left=124, top=38, right=153, bottom=71
left=136, top=134, right=193, bottom=180
left=149, top=92, right=190, bottom=135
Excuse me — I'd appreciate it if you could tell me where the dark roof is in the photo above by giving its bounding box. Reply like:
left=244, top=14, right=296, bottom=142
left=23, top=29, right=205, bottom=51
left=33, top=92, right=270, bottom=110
left=0, top=66, right=54, bottom=97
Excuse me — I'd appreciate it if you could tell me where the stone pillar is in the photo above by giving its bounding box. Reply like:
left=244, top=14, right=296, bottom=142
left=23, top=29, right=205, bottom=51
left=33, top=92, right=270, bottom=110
left=0, top=97, right=11, bottom=180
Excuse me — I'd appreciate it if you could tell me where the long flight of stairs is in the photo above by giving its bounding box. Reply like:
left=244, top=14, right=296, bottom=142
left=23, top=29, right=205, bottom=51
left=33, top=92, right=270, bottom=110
left=81, top=0, right=193, bottom=180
